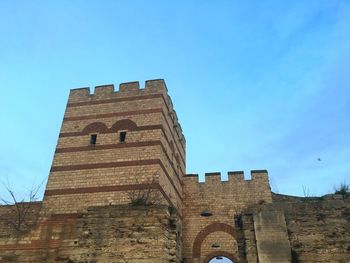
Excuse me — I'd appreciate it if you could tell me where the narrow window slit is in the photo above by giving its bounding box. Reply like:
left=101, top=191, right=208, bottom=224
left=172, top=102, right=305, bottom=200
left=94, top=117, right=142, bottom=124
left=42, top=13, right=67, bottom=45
left=90, top=134, right=97, bottom=145
left=119, top=131, right=127, bottom=143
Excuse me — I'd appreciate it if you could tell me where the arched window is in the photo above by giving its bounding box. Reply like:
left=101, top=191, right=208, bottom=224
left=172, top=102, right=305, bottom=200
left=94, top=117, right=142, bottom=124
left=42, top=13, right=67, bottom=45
left=111, top=119, right=137, bottom=143
left=82, top=122, right=108, bottom=145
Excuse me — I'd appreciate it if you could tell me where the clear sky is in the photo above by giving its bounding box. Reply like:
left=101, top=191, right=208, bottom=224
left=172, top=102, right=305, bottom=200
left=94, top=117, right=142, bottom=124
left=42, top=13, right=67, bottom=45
left=209, top=257, right=232, bottom=263
left=0, top=0, right=349, bottom=200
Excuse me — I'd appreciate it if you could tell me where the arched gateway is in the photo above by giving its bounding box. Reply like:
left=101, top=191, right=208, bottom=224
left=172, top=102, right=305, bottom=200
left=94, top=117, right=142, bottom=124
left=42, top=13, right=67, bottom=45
left=191, top=223, right=239, bottom=263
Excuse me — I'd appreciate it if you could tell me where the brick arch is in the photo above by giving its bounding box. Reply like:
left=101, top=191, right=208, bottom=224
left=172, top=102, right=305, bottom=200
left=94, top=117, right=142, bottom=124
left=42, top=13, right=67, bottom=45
left=192, top=222, right=236, bottom=259
left=82, top=122, right=109, bottom=134
left=203, top=251, right=237, bottom=263
left=110, top=119, right=137, bottom=131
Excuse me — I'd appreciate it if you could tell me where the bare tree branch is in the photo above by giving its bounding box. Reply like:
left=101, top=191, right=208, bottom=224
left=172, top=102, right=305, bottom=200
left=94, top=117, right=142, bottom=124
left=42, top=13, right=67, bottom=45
left=0, top=180, right=43, bottom=233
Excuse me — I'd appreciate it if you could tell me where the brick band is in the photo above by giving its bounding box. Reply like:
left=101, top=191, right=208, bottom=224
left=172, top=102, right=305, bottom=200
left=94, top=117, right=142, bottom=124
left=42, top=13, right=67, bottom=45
left=59, top=124, right=163, bottom=137
left=56, top=141, right=161, bottom=153
left=66, top=97, right=185, bottom=160
left=0, top=240, right=61, bottom=251
left=64, top=108, right=163, bottom=121
left=44, top=183, right=177, bottom=213
left=67, top=94, right=164, bottom=107
left=45, top=183, right=158, bottom=196
left=55, top=140, right=184, bottom=180
left=50, top=159, right=182, bottom=201
left=59, top=121, right=186, bottom=166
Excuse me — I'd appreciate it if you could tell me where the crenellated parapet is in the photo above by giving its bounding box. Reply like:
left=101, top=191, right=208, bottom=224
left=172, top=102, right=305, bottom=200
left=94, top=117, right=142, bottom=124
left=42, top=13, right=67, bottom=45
left=67, top=79, right=185, bottom=146
left=185, top=170, right=269, bottom=183
left=183, top=170, right=272, bottom=204
left=68, top=79, right=168, bottom=101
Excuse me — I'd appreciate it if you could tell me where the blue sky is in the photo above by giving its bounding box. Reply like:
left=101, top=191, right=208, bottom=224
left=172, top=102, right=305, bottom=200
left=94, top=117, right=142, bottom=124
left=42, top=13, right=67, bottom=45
left=209, top=256, right=232, bottom=263
left=0, top=0, right=349, bottom=200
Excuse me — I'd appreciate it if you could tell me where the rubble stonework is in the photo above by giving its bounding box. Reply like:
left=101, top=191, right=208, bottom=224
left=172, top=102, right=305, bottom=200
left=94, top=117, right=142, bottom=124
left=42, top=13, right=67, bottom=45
left=0, top=80, right=349, bottom=262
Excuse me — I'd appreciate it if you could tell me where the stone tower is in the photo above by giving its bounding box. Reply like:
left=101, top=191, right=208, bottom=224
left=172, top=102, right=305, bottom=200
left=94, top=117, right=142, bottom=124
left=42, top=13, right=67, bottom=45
left=43, top=79, right=185, bottom=214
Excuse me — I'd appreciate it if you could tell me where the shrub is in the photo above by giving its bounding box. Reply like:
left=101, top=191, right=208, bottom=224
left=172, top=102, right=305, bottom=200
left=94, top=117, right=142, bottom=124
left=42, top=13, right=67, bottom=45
left=127, top=176, right=162, bottom=206
left=334, top=182, right=350, bottom=198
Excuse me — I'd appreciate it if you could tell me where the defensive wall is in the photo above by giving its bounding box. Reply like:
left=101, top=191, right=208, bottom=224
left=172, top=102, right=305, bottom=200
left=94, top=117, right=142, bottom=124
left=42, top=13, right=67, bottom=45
left=0, top=204, right=181, bottom=263
left=270, top=194, right=350, bottom=263
left=0, top=79, right=350, bottom=263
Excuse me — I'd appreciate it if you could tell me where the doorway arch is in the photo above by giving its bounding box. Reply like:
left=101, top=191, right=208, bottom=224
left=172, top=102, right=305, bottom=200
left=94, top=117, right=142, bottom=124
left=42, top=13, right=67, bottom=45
left=192, top=222, right=236, bottom=259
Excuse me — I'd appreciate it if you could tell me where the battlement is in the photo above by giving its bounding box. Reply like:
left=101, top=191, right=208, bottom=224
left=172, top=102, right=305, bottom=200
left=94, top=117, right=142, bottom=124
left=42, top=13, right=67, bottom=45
left=67, top=79, right=184, bottom=143
left=69, top=79, right=168, bottom=100
left=185, top=170, right=269, bottom=184
left=183, top=169, right=273, bottom=214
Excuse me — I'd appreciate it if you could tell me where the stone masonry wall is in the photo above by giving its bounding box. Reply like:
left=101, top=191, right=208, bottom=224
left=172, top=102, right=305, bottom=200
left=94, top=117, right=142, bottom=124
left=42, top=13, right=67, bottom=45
left=273, top=195, right=350, bottom=263
left=0, top=204, right=181, bottom=263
